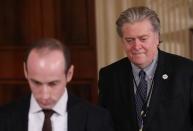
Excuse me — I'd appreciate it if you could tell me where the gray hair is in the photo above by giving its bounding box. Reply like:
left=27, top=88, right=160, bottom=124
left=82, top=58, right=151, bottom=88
left=116, top=6, right=160, bottom=37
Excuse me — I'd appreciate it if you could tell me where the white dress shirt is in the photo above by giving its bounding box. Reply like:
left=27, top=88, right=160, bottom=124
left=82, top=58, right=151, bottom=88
left=28, top=88, right=68, bottom=131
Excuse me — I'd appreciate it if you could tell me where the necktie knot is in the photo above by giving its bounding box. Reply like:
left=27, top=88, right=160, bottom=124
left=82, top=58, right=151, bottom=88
left=43, top=109, right=54, bottom=119
left=139, top=70, right=146, bottom=79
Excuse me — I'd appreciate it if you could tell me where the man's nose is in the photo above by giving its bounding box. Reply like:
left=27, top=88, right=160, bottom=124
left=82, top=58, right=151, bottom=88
left=132, top=39, right=142, bottom=49
left=41, top=86, right=50, bottom=99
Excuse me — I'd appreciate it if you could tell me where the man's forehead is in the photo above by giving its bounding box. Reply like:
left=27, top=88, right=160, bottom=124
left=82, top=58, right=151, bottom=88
left=27, top=50, right=65, bottom=69
left=28, top=49, right=64, bottom=61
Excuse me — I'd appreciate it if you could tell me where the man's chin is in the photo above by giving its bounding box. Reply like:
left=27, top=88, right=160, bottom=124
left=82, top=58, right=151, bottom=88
left=133, top=61, right=147, bottom=68
left=39, top=103, right=53, bottom=109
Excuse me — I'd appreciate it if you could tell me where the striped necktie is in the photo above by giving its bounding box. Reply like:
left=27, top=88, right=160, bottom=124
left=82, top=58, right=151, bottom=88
left=135, top=70, right=147, bottom=129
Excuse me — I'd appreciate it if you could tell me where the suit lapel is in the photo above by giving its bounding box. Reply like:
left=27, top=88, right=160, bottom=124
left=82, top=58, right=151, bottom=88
left=22, top=98, right=30, bottom=131
left=144, top=50, right=171, bottom=128
left=11, top=95, right=30, bottom=131
left=20, top=96, right=30, bottom=131
left=118, top=58, right=138, bottom=130
left=19, top=111, right=29, bottom=130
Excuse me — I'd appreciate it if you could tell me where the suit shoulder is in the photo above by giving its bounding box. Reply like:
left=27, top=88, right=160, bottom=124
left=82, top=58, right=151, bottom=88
left=161, top=51, right=193, bottom=67
left=67, top=96, right=114, bottom=131
left=159, top=51, right=193, bottom=75
left=99, top=57, right=129, bottom=73
left=80, top=101, right=112, bottom=123
left=0, top=96, right=30, bottom=115
left=68, top=94, right=110, bottom=115
left=85, top=102, right=110, bottom=115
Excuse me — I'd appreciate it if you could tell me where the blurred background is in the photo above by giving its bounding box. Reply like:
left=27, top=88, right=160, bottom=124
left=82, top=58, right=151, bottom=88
left=0, top=0, right=192, bottom=105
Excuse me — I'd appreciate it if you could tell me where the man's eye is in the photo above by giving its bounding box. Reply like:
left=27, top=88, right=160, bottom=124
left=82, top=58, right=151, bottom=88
left=126, top=39, right=134, bottom=44
left=127, top=40, right=132, bottom=43
left=141, top=38, right=147, bottom=41
left=48, top=82, right=58, bottom=87
left=32, top=81, right=41, bottom=86
left=140, top=37, right=148, bottom=42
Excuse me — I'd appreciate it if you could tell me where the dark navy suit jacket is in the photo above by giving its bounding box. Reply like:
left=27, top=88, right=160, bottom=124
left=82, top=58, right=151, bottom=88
left=99, top=50, right=193, bottom=131
left=0, top=93, right=114, bottom=131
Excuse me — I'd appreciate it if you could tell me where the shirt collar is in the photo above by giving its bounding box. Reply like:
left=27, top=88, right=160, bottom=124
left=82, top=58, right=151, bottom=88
left=29, top=94, right=42, bottom=114
left=53, top=88, right=68, bottom=116
left=131, top=53, right=158, bottom=80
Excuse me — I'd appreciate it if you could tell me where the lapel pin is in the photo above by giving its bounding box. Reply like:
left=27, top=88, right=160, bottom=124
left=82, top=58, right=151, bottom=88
left=162, top=74, right=168, bottom=80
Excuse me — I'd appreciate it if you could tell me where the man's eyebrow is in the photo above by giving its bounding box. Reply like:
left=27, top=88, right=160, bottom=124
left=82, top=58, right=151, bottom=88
left=138, top=33, right=151, bottom=37
left=30, top=78, right=42, bottom=83
left=48, top=80, right=60, bottom=83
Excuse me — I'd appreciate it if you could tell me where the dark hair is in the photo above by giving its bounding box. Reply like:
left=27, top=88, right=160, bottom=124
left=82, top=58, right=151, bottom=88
left=116, top=6, right=160, bottom=37
left=24, top=38, right=71, bottom=71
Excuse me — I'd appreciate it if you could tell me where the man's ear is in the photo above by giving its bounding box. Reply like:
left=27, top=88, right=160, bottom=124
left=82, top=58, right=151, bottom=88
left=23, top=62, right=28, bottom=79
left=66, top=65, right=74, bottom=82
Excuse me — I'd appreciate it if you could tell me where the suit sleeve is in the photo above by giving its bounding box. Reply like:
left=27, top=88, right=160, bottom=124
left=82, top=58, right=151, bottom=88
left=98, top=68, right=112, bottom=108
left=98, top=68, right=106, bottom=106
left=190, top=76, right=193, bottom=118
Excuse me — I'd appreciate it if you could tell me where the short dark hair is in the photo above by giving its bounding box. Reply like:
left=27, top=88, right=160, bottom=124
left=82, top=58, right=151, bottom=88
left=116, top=6, right=160, bottom=37
left=24, top=38, right=71, bottom=71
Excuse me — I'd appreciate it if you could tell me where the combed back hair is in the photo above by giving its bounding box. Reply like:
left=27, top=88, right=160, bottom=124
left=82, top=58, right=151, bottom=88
left=24, top=38, right=71, bottom=71
left=116, top=6, right=160, bottom=37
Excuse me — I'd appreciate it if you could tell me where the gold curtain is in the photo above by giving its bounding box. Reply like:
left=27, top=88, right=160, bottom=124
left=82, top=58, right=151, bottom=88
left=95, top=0, right=192, bottom=71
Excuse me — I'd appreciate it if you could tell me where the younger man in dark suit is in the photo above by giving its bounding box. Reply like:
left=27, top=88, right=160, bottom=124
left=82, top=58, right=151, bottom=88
left=1, top=38, right=114, bottom=131
left=99, top=6, right=193, bottom=131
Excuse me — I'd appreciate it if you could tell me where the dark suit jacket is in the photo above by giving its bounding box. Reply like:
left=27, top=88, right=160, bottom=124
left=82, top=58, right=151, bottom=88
left=0, top=93, right=114, bottom=131
left=98, top=50, right=193, bottom=131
